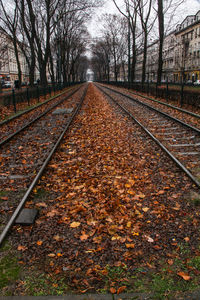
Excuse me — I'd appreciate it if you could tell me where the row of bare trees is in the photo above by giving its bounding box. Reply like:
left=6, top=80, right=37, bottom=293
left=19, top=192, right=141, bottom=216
left=0, top=0, right=102, bottom=86
left=91, top=0, right=185, bottom=85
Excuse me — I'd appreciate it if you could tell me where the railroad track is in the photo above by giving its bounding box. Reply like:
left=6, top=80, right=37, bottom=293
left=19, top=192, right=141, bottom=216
left=0, top=84, right=82, bottom=145
left=0, top=84, right=88, bottom=246
left=96, top=83, right=200, bottom=188
left=100, top=83, right=200, bottom=130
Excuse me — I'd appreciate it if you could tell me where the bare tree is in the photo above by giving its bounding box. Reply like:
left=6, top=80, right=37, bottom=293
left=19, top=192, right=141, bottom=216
left=155, top=0, right=185, bottom=85
left=0, top=0, right=22, bottom=86
left=101, top=14, right=127, bottom=82
left=112, top=0, right=140, bottom=82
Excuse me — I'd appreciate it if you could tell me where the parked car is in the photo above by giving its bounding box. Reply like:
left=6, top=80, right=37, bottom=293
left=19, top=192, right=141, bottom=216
left=3, top=81, right=11, bottom=88
left=194, top=80, right=200, bottom=85
left=186, top=80, right=193, bottom=85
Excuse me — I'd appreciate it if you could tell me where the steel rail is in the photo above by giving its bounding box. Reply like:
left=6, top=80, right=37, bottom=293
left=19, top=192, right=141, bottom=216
left=0, top=85, right=81, bottom=127
left=100, top=84, right=200, bottom=135
left=104, top=84, right=200, bottom=120
left=97, top=85, right=200, bottom=189
left=128, top=89, right=200, bottom=119
left=0, top=85, right=88, bottom=246
left=0, top=86, right=81, bottom=148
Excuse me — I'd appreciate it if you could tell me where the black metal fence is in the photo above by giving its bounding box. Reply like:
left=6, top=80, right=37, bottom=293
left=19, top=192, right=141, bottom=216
left=102, top=81, right=200, bottom=108
left=0, top=82, right=81, bottom=113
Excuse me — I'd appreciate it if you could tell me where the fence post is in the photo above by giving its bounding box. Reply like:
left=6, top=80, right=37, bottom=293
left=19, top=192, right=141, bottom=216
left=26, top=87, right=30, bottom=106
left=166, top=77, right=169, bottom=102
left=37, top=85, right=40, bottom=103
left=12, top=89, right=16, bottom=113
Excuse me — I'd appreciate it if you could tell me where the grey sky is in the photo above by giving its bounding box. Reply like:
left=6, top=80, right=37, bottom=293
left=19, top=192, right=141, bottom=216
left=87, top=0, right=200, bottom=38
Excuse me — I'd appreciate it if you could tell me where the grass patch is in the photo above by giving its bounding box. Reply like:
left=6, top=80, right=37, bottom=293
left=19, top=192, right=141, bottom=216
left=0, top=241, right=21, bottom=294
left=188, top=192, right=200, bottom=207
left=23, top=273, right=70, bottom=296
left=32, top=188, right=49, bottom=199
left=0, top=191, right=9, bottom=197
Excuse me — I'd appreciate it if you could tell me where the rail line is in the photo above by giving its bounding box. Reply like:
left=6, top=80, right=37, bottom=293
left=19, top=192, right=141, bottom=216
left=0, top=84, right=88, bottom=246
left=0, top=85, right=82, bottom=145
left=100, top=83, right=200, bottom=129
left=96, top=84, right=200, bottom=189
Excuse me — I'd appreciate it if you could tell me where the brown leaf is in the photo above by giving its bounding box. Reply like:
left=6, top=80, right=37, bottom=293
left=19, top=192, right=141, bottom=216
left=80, top=233, right=89, bottom=241
left=177, top=272, right=191, bottom=281
left=167, top=259, right=174, bottom=265
left=110, top=287, right=116, bottom=294
left=125, top=243, right=135, bottom=248
left=117, top=286, right=127, bottom=294
left=17, top=245, right=27, bottom=251
left=70, top=221, right=80, bottom=228
left=37, top=240, right=43, bottom=246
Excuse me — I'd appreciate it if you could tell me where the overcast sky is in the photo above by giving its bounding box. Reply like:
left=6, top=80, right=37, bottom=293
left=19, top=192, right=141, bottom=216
left=87, top=0, right=200, bottom=38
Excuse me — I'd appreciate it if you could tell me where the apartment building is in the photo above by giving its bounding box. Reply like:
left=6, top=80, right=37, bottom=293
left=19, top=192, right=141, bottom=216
left=135, top=9, right=200, bottom=83
left=174, top=10, right=200, bottom=82
left=0, top=28, right=39, bottom=85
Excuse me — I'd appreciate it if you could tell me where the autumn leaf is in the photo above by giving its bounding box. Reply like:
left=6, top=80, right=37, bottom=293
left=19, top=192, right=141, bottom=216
left=37, top=240, right=43, bottom=246
left=126, top=243, right=135, bottom=248
left=142, top=207, right=149, bottom=212
left=48, top=253, right=56, bottom=257
left=168, top=259, right=174, bottom=265
left=70, top=221, right=80, bottom=228
left=80, top=233, right=89, bottom=241
left=177, top=272, right=191, bottom=281
left=126, top=221, right=132, bottom=228
left=110, top=287, right=116, bottom=294
left=53, top=235, right=62, bottom=241
left=117, top=286, right=127, bottom=294
left=17, top=245, right=27, bottom=251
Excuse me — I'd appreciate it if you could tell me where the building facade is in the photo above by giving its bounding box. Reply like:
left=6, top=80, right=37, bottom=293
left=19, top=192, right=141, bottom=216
left=135, top=9, right=200, bottom=83
left=0, top=29, right=40, bottom=85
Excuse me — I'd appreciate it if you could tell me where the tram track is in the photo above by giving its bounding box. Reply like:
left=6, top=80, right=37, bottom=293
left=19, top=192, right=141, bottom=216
left=99, top=83, right=200, bottom=130
left=0, top=84, right=82, bottom=145
left=96, top=83, right=200, bottom=189
left=0, top=84, right=88, bottom=245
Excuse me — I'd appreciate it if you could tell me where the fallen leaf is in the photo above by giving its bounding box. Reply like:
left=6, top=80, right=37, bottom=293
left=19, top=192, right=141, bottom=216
left=142, top=207, right=149, bottom=212
left=17, top=245, right=27, bottom=251
left=53, top=235, right=62, bottom=241
left=126, top=243, right=135, bottom=248
left=70, top=222, right=81, bottom=228
left=126, top=221, right=131, bottom=228
left=80, top=233, right=89, bottom=241
left=117, top=286, right=127, bottom=294
left=177, top=272, right=191, bottom=281
left=110, top=287, right=116, bottom=294
left=168, top=259, right=174, bottom=265
left=48, top=253, right=56, bottom=257
left=37, top=240, right=43, bottom=246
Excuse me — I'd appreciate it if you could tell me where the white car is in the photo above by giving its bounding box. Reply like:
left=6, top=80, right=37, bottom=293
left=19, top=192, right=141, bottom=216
left=194, top=80, right=200, bottom=85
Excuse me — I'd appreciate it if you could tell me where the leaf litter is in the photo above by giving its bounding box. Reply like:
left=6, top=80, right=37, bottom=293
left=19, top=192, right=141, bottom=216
left=11, top=83, right=200, bottom=295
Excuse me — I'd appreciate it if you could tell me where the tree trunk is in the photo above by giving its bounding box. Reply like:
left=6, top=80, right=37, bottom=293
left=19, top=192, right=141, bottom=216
left=13, top=36, right=22, bottom=86
left=142, top=31, right=148, bottom=84
left=157, top=0, right=164, bottom=85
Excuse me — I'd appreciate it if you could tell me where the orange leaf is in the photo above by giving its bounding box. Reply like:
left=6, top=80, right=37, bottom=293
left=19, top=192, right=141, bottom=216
left=126, top=243, right=135, bottom=248
left=167, top=259, right=174, bottom=265
left=70, top=221, right=80, bottom=228
left=117, top=286, right=127, bottom=294
left=80, top=233, right=89, bottom=241
left=110, top=287, right=116, bottom=294
left=37, top=240, right=43, bottom=246
left=177, top=272, right=191, bottom=281
left=17, top=245, right=27, bottom=251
